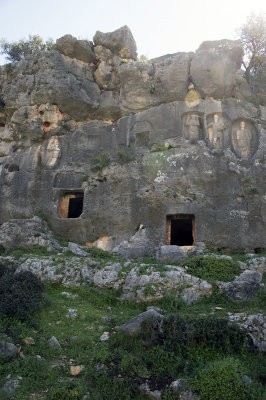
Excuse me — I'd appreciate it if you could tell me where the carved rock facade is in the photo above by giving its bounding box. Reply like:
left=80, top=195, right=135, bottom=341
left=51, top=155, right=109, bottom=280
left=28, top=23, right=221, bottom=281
left=0, top=26, right=265, bottom=254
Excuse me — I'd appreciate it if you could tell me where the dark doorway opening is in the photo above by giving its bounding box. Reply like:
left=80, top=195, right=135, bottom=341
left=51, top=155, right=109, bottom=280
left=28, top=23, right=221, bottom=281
left=59, top=191, right=84, bottom=219
left=68, top=197, right=83, bottom=218
left=166, top=214, right=195, bottom=246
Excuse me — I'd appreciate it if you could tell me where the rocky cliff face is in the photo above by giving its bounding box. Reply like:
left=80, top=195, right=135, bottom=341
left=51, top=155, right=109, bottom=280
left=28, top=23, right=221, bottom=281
left=0, top=26, right=265, bottom=254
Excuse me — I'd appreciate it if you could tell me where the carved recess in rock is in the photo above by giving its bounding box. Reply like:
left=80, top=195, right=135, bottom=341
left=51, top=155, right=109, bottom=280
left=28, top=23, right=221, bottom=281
left=205, top=112, right=230, bottom=149
left=231, top=119, right=257, bottom=159
left=55, top=34, right=95, bottom=64
left=182, top=112, right=203, bottom=142
left=190, top=40, right=243, bottom=99
left=130, top=121, right=153, bottom=148
left=93, top=25, right=137, bottom=60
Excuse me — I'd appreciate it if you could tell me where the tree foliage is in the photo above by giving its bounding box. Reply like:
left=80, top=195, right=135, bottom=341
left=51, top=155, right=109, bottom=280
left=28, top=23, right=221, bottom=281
left=239, top=13, right=266, bottom=84
left=0, top=34, right=54, bottom=62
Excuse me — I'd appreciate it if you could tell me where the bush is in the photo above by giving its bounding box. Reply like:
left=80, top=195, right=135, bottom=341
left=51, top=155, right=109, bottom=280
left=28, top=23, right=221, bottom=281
left=161, top=315, right=245, bottom=355
left=0, top=270, right=45, bottom=320
left=192, top=357, right=260, bottom=400
left=91, top=152, right=110, bottom=170
left=0, top=35, right=54, bottom=62
left=182, top=255, right=240, bottom=281
left=47, top=387, right=82, bottom=400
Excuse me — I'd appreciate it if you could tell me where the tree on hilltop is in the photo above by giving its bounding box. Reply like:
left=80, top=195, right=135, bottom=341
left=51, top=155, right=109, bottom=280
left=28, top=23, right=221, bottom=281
left=239, top=13, right=266, bottom=84
left=0, top=35, right=54, bottom=62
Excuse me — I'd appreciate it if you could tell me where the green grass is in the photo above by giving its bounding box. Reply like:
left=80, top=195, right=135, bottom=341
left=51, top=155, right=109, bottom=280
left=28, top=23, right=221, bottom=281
left=0, top=278, right=265, bottom=399
left=0, top=250, right=265, bottom=399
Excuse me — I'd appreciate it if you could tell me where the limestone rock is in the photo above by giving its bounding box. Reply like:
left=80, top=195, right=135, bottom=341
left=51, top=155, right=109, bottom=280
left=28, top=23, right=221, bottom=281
left=117, top=309, right=164, bottom=336
left=1, top=376, right=22, bottom=395
left=218, top=270, right=262, bottom=301
left=190, top=40, right=243, bottom=98
left=0, top=340, right=17, bottom=358
left=0, top=217, right=62, bottom=252
left=93, top=263, right=122, bottom=288
left=112, top=227, right=153, bottom=259
left=139, top=382, right=161, bottom=399
left=48, top=336, right=61, bottom=349
left=67, top=242, right=88, bottom=256
left=93, top=26, right=137, bottom=60
left=70, top=365, right=84, bottom=375
left=66, top=308, right=78, bottom=319
left=24, top=337, right=35, bottom=345
left=228, top=313, right=266, bottom=352
left=55, top=34, right=95, bottom=63
left=156, top=245, right=187, bottom=263
left=100, top=332, right=110, bottom=341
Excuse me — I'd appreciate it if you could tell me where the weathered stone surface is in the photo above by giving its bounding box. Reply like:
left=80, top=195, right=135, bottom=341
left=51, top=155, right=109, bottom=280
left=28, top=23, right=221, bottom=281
left=0, top=26, right=265, bottom=254
left=0, top=340, right=17, bottom=358
left=48, top=336, right=61, bottom=349
left=228, top=312, right=266, bottom=352
left=93, top=26, right=137, bottom=60
left=190, top=40, right=243, bottom=98
left=139, top=382, right=161, bottom=399
left=218, top=270, right=262, bottom=301
left=117, top=309, right=164, bottom=335
left=0, top=217, right=61, bottom=252
left=118, top=53, right=190, bottom=112
left=1, top=376, right=22, bottom=395
left=55, top=34, right=95, bottom=63
left=156, top=245, right=187, bottom=262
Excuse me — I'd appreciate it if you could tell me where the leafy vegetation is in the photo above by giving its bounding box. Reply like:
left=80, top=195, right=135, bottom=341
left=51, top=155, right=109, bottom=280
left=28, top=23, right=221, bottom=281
left=0, top=35, right=54, bottom=62
left=238, top=13, right=266, bottom=105
left=182, top=255, right=241, bottom=282
left=91, top=152, right=110, bottom=171
left=0, top=270, right=45, bottom=321
left=0, top=251, right=265, bottom=399
left=191, top=357, right=262, bottom=400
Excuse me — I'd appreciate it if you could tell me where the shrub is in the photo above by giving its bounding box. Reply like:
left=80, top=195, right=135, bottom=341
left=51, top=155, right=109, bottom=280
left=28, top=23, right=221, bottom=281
left=0, top=270, right=45, bottom=320
left=0, top=35, right=54, bottom=62
left=161, top=315, right=245, bottom=355
left=192, top=357, right=258, bottom=400
left=182, top=255, right=240, bottom=281
left=47, top=386, right=82, bottom=400
left=92, top=152, right=110, bottom=170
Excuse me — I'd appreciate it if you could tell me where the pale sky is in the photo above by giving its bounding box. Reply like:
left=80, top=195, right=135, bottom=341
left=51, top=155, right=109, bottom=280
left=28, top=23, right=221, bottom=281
left=0, top=0, right=265, bottom=65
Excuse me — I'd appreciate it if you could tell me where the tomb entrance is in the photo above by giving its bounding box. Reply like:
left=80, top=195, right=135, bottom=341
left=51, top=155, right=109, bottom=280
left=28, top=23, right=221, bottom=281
left=59, top=191, right=84, bottom=218
left=166, top=214, right=195, bottom=246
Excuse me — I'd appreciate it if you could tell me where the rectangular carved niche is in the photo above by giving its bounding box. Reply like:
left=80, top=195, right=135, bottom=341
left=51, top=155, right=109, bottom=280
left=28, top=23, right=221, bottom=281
left=166, top=214, right=195, bottom=246
left=59, top=191, right=84, bottom=219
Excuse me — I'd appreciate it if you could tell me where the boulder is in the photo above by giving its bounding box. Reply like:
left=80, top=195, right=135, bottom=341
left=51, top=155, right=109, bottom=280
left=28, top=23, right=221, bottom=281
left=139, top=382, right=161, bottom=399
left=1, top=376, right=22, bottom=395
left=0, top=217, right=62, bottom=252
left=55, top=34, right=95, bottom=63
left=0, top=340, right=17, bottom=358
left=190, top=39, right=243, bottom=99
left=156, top=245, right=187, bottom=263
left=117, top=309, right=164, bottom=336
left=93, top=26, right=137, bottom=60
left=218, top=270, right=262, bottom=301
left=48, top=336, right=61, bottom=349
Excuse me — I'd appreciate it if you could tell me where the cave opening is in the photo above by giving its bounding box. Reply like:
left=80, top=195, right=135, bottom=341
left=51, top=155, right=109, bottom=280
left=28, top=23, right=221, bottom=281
left=59, top=191, right=84, bottom=219
left=166, top=214, right=195, bottom=246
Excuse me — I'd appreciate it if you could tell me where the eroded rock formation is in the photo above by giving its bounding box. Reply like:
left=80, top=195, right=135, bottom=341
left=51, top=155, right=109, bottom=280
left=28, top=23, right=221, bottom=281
left=0, top=26, right=265, bottom=253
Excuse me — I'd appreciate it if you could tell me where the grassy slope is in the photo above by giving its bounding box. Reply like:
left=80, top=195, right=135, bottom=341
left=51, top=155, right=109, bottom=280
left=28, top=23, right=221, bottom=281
left=0, top=251, right=265, bottom=399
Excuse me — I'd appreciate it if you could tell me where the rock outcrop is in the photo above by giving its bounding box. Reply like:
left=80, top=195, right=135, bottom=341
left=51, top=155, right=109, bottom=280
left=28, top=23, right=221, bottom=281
left=0, top=26, right=265, bottom=254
